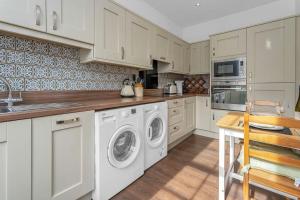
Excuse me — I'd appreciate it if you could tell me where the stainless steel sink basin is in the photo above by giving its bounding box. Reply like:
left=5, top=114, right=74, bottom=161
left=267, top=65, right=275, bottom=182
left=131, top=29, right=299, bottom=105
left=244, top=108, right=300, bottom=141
left=0, top=107, right=15, bottom=114
left=0, top=102, right=82, bottom=114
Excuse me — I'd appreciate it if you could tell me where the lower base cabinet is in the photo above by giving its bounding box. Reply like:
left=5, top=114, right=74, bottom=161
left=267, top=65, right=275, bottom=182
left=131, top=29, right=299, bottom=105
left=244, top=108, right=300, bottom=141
left=210, top=109, right=229, bottom=133
left=185, top=97, right=196, bottom=133
left=32, top=111, right=95, bottom=200
left=196, top=96, right=211, bottom=131
left=0, top=120, right=31, bottom=200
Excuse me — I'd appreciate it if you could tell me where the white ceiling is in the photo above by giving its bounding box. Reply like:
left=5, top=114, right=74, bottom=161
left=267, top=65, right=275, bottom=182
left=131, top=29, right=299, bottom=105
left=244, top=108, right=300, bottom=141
left=142, top=0, right=280, bottom=27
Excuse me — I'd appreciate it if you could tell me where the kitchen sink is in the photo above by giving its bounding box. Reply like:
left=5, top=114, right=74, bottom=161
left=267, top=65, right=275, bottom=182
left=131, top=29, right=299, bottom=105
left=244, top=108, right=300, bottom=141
left=0, top=102, right=82, bottom=114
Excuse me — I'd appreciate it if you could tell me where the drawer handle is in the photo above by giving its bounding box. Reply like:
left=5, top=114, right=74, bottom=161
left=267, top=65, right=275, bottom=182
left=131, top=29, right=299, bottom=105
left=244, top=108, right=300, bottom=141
left=56, top=117, right=80, bottom=125
left=173, top=110, right=177, bottom=113
left=173, top=126, right=179, bottom=131
left=52, top=11, right=58, bottom=30
left=174, top=101, right=178, bottom=104
left=35, top=5, right=42, bottom=26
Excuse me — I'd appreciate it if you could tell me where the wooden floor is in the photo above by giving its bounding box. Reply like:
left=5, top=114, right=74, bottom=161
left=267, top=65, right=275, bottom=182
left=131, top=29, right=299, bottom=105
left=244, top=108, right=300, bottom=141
left=113, top=135, right=286, bottom=200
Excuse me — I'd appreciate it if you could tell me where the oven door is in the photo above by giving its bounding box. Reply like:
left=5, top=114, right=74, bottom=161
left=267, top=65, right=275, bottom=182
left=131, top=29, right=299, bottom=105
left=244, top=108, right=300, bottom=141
left=211, top=85, right=247, bottom=111
left=212, top=59, right=243, bottom=80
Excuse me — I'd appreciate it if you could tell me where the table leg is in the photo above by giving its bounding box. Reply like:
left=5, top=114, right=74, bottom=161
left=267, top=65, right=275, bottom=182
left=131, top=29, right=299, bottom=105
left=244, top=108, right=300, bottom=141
left=229, top=136, right=235, bottom=187
left=219, top=129, right=226, bottom=200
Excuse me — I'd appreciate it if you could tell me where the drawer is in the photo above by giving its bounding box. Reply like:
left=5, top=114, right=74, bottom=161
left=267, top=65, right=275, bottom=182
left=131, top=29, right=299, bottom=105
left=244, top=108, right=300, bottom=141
left=168, top=106, right=184, bottom=118
left=168, top=113, right=183, bottom=126
left=168, top=121, right=184, bottom=144
left=168, top=98, right=184, bottom=108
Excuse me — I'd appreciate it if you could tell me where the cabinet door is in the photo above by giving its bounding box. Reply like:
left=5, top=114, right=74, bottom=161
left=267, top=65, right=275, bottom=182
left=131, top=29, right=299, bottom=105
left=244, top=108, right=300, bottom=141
left=125, top=12, right=153, bottom=68
left=196, top=97, right=211, bottom=131
left=297, top=17, right=300, bottom=102
left=32, top=111, right=94, bottom=200
left=211, top=29, right=246, bottom=58
left=153, top=27, right=170, bottom=63
left=190, top=43, right=201, bottom=74
left=0, top=0, right=46, bottom=32
left=183, top=46, right=191, bottom=74
left=210, top=110, right=229, bottom=133
left=190, top=40, right=210, bottom=74
left=170, top=38, right=184, bottom=73
left=46, top=0, right=94, bottom=44
left=248, top=83, right=295, bottom=117
left=200, top=40, right=210, bottom=74
left=247, top=18, right=295, bottom=83
left=0, top=120, right=31, bottom=200
left=94, top=0, right=126, bottom=62
left=185, top=97, right=196, bottom=133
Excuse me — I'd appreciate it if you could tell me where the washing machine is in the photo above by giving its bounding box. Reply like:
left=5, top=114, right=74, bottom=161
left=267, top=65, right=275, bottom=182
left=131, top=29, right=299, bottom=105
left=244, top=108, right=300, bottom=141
left=143, top=102, right=168, bottom=170
left=94, top=106, right=144, bottom=200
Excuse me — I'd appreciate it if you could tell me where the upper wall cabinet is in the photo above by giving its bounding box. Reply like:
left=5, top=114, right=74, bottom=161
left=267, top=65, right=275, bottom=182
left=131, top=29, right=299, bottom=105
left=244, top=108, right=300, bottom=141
left=210, top=29, right=246, bottom=59
left=125, top=11, right=153, bottom=69
left=153, top=27, right=171, bottom=63
left=170, top=37, right=184, bottom=73
left=94, top=0, right=126, bottom=63
left=0, top=0, right=47, bottom=32
left=46, top=0, right=94, bottom=44
left=247, top=18, right=296, bottom=84
left=183, top=45, right=191, bottom=74
left=190, top=40, right=210, bottom=74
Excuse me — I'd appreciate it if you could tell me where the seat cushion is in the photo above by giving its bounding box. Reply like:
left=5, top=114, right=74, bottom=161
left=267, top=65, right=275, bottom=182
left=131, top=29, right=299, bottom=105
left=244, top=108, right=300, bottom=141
left=238, top=143, right=300, bottom=181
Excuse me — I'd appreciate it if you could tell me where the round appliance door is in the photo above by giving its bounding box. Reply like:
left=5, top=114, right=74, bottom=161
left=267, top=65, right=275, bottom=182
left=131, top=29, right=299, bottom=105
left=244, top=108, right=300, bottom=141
left=146, top=112, right=167, bottom=148
left=108, top=125, right=141, bottom=169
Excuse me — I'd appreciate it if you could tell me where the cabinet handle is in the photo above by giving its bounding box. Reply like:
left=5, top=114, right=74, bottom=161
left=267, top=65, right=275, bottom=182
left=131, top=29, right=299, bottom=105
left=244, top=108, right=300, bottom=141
left=213, top=114, right=215, bottom=121
left=172, top=61, right=175, bottom=69
left=160, top=56, right=166, bottom=60
left=56, top=117, right=80, bottom=125
left=212, top=52, right=215, bottom=56
left=121, top=46, right=125, bottom=60
left=149, top=54, right=153, bottom=65
left=35, top=5, right=42, bottom=26
left=53, top=11, right=58, bottom=30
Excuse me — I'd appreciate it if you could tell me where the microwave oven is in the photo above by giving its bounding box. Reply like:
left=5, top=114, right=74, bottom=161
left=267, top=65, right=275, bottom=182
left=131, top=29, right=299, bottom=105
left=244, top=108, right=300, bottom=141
left=212, top=57, right=246, bottom=81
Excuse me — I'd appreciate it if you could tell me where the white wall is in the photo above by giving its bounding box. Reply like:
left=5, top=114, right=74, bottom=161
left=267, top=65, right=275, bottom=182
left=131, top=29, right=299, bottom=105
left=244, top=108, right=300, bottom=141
left=183, top=0, right=297, bottom=43
left=113, top=0, right=183, bottom=38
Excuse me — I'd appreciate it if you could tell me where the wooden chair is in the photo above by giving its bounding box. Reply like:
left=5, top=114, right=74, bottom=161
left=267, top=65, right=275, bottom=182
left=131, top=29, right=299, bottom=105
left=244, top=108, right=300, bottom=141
left=243, top=102, right=300, bottom=200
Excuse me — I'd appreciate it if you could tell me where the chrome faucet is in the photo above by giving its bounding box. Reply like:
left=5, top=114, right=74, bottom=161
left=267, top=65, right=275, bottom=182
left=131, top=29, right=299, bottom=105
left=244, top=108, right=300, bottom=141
left=0, top=76, right=22, bottom=108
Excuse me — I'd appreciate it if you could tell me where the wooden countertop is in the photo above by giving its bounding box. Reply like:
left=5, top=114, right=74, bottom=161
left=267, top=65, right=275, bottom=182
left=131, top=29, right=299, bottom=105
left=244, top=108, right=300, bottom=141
left=217, top=112, right=244, bottom=131
left=0, top=93, right=202, bottom=123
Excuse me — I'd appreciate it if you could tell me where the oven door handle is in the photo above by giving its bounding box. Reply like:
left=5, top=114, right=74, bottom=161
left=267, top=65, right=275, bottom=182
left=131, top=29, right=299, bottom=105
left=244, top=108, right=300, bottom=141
left=212, top=87, right=243, bottom=90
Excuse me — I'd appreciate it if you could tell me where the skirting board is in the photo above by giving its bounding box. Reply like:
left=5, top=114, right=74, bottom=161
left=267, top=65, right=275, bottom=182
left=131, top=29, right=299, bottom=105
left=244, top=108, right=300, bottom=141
left=193, top=129, right=219, bottom=139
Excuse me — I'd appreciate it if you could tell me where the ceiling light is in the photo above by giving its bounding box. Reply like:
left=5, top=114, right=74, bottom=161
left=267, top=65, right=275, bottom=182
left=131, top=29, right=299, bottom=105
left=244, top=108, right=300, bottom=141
left=195, top=2, right=200, bottom=7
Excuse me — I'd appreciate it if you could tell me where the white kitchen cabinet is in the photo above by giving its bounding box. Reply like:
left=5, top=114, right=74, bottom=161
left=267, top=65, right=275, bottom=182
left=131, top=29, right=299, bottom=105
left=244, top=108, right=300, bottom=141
left=0, top=120, right=31, bottom=200
left=210, top=29, right=246, bottom=59
left=185, top=97, right=196, bottom=133
left=247, top=18, right=295, bottom=84
left=190, top=40, right=210, bottom=74
left=183, top=45, right=191, bottom=74
left=170, top=37, right=184, bottom=73
left=46, top=0, right=94, bottom=44
left=0, top=0, right=47, bottom=32
left=94, top=0, right=126, bottom=63
left=32, top=111, right=94, bottom=200
left=248, top=83, right=295, bottom=117
left=297, top=17, right=300, bottom=102
left=196, top=96, right=211, bottom=131
left=153, top=27, right=171, bottom=63
left=125, top=11, right=153, bottom=69
left=210, top=109, right=229, bottom=133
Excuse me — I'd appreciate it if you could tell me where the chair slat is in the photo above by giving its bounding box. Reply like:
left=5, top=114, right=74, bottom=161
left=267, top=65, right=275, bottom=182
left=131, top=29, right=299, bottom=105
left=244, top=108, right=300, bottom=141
left=249, top=130, right=300, bottom=150
left=249, top=149, right=300, bottom=169
left=249, top=169, right=300, bottom=198
left=249, top=115, right=300, bottom=129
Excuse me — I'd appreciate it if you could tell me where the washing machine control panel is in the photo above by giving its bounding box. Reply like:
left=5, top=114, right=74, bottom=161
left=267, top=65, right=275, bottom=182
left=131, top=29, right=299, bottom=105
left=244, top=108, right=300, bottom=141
left=121, top=108, right=136, bottom=118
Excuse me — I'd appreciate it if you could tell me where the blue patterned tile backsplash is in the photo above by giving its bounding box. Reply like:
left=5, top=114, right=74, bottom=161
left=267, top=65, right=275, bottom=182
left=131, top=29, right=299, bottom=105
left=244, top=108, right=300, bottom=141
left=0, top=33, right=139, bottom=91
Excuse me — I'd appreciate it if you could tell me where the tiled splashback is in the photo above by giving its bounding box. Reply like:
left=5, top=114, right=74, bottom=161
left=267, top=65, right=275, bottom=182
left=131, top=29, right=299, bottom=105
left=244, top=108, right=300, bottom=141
left=158, top=73, right=184, bottom=88
left=0, top=33, right=139, bottom=91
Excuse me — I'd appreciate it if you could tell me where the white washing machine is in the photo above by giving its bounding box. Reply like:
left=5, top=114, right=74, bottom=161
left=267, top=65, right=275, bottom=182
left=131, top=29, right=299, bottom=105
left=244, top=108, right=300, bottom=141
left=143, top=102, right=168, bottom=170
left=94, top=106, right=144, bottom=200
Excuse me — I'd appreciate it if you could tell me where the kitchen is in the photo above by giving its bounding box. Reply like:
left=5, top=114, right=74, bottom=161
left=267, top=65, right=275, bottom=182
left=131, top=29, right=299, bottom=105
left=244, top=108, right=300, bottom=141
left=0, top=0, right=300, bottom=200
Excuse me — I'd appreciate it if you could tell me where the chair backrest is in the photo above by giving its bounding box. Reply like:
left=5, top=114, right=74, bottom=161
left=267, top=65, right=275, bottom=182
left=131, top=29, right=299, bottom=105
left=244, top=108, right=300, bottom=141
left=243, top=102, right=300, bottom=169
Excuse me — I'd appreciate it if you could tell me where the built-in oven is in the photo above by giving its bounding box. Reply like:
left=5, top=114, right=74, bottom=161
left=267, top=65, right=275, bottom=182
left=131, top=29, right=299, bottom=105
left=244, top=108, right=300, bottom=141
left=211, top=80, right=247, bottom=111
left=212, top=57, right=246, bottom=81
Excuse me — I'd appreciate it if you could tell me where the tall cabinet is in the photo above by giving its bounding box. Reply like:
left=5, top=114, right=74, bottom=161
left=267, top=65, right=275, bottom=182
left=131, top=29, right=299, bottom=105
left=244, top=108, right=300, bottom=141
left=0, top=120, right=31, bottom=200
left=32, top=111, right=94, bottom=200
left=247, top=17, right=296, bottom=116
